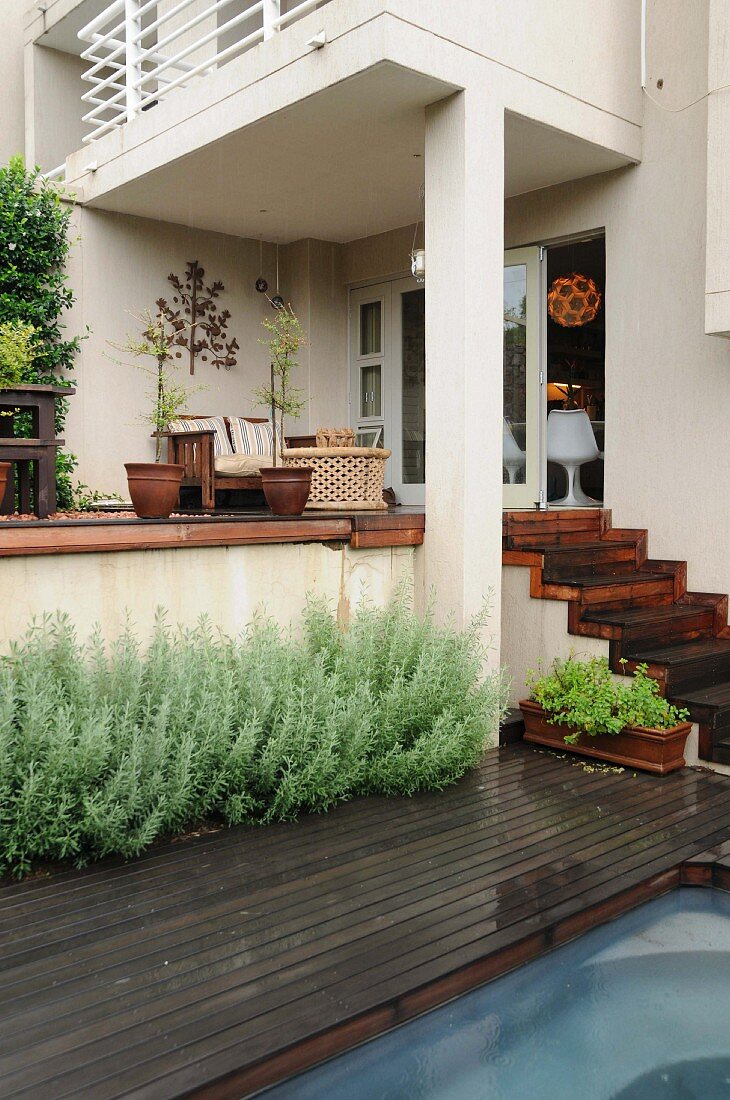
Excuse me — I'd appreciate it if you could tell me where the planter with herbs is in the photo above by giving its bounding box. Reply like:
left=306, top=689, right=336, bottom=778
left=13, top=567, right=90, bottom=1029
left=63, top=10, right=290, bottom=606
left=521, top=655, right=691, bottom=775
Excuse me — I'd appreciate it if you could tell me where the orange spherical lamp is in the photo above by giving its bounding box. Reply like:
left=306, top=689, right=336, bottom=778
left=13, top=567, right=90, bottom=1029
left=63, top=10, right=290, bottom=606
left=547, top=273, right=602, bottom=327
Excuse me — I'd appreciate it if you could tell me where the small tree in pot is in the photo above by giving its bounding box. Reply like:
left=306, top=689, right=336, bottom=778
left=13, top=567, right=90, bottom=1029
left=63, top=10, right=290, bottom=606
left=253, top=302, right=311, bottom=515
left=112, top=310, right=197, bottom=519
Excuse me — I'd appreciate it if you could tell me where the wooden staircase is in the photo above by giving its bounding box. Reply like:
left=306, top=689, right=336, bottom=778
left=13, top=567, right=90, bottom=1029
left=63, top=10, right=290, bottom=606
left=503, top=509, right=730, bottom=765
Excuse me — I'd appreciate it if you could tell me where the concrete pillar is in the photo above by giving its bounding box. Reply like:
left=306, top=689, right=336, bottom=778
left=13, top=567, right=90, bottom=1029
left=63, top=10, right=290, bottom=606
left=424, top=90, right=504, bottom=657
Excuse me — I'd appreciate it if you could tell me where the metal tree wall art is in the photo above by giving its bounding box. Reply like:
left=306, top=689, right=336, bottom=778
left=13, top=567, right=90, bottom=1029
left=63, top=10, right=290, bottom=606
left=156, top=260, right=239, bottom=375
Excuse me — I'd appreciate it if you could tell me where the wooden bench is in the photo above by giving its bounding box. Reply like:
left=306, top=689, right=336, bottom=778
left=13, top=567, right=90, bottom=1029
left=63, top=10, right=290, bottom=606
left=158, top=417, right=315, bottom=510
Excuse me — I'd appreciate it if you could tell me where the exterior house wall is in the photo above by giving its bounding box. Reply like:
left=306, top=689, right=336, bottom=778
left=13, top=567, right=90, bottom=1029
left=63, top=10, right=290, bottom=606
left=705, top=0, right=730, bottom=336
left=0, top=1, right=26, bottom=164
left=26, top=46, right=87, bottom=172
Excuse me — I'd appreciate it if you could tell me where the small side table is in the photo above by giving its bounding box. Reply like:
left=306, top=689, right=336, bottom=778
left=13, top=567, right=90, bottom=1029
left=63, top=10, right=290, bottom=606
left=0, top=384, right=76, bottom=518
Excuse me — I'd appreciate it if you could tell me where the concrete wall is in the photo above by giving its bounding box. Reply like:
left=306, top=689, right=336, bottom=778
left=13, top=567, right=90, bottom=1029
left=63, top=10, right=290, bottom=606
left=705, top=0, right=730, bottom=336
left=0, top=0, right=27, bottom=163
left=0, top=542, right=415, bottom=646
left=26, top=45, right=86, bottom=172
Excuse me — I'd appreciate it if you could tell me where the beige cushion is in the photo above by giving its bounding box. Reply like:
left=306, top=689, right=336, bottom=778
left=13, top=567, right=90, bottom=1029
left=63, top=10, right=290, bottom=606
left=214, top=453, right=273, bottom=477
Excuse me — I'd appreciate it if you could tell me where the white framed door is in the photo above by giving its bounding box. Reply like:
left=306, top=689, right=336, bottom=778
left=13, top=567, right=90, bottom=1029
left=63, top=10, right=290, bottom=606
left=503, top=246, right=543, bottom=508
left=349, top=277, right=425, bottom=505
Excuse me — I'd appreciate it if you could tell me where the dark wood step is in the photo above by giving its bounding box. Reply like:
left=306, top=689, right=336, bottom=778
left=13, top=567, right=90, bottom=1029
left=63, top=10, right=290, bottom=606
left=580, top=604, right=716, bottom=645
left=673, top=680, right=730, bottom=727
left=623, top=639, right=730, bottom=695
left=546, top=571, right=675, bottom=608
left=542, top=540, right=640, bottom=580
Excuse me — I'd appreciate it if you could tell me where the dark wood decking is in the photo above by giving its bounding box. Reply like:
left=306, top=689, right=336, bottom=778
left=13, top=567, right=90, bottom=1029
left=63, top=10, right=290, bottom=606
left=1, top=744, right=729, bottom=1098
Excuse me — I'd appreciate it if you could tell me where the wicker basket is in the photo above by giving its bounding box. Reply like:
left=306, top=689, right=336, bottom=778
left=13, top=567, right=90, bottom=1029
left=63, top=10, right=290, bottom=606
left=282, top=447, right=391, bottom=510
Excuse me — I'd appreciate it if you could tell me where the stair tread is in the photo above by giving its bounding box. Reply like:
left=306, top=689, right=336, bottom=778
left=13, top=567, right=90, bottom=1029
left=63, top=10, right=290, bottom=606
left=674, top=681, right=730, bottom=710
left=583, top=605, right=706, bottom=626
left=556, top=571, right=670, bottom=588
left=542, top=540, right=639, bottom=552
left=625, top=639, right=730, bottom=666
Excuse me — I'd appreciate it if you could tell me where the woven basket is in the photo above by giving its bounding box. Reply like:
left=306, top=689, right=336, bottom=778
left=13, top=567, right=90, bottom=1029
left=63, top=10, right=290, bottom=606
left=282, top=447, right=391, bottom=510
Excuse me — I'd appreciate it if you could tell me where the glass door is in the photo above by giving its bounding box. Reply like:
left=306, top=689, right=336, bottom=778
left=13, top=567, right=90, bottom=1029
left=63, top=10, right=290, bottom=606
left=350, top=285, right=390, bottom=459
left=391, top=277, right=425, bottom=506
left=503, top=246, right=543, bottom=508
left=350, top=277, right=425, bottom=505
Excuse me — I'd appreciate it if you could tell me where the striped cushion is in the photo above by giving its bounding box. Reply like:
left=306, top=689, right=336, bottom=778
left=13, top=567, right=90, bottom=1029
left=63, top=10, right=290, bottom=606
left=230, top=418, right=281, bottom=457
left=168, top=416, right=232, bottom=456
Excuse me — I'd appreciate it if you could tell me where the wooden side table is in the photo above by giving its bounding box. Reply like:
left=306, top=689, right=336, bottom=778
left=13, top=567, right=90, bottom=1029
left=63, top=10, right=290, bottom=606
left=0, top=384, right=75, bottom=518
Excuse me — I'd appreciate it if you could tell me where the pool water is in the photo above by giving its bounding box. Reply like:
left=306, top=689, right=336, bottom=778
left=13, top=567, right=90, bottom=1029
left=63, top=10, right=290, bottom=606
left=265, top=888, right=730, bottom=1100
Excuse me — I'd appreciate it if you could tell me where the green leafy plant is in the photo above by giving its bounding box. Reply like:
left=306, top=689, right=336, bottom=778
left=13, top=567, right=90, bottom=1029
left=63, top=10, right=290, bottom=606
left=111, top=309, right=200, bottom=461
left=0, top=156, right=84, bottom=507
left=0, top=588, right=506, bottom=877
left=254, top=302, right=307, bottom=465
left=527, top=653, right=688, bottom=744
left=0, top=320, right=37, bottom=391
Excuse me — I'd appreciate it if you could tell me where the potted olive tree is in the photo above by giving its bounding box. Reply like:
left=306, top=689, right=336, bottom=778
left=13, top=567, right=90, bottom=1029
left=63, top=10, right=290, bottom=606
left=521, top=654, right=692, bottom=775
left=253, top=302, right=311, bottom=515
left=113, top=310, right=194, bottom=519
left=0, top=320, right=37, bottom=502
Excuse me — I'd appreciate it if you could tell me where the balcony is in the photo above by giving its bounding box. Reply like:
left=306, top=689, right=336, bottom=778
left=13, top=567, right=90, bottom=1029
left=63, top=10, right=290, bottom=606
left=77, top=0, right=332, bottom=144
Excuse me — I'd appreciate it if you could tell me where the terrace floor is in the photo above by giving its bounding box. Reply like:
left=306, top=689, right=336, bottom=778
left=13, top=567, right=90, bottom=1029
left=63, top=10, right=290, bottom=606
left=1, top=744, right=729, bottom=1098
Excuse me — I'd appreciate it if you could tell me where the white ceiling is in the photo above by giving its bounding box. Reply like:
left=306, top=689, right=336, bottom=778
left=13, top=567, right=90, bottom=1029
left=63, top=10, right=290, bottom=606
left=86, top=65, right=633, bottom=244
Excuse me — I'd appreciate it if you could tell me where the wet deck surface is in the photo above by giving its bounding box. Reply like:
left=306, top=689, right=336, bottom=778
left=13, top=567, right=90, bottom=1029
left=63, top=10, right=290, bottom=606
left=1, top=744, right=729, bottom=1098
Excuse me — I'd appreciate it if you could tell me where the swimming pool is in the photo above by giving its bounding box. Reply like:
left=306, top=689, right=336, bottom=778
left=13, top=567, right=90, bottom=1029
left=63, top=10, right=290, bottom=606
left=265, top=888, right=730, bottom=1099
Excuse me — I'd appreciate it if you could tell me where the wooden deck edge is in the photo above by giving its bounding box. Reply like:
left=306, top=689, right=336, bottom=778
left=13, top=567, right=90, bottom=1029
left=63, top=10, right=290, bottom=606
left=200, top=859, right=719, bottom=1100
left=0, top=514, right=425, bottom=557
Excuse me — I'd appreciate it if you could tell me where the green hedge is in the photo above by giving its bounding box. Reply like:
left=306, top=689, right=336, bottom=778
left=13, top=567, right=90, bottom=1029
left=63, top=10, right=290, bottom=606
left=0, top=591, right=505, bottom=877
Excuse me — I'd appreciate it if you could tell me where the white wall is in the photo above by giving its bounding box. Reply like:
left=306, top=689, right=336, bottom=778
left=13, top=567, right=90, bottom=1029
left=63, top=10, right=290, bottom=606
left=0, top=542, right=415, bottom=646
left=0, top=0, right=26, bottom=163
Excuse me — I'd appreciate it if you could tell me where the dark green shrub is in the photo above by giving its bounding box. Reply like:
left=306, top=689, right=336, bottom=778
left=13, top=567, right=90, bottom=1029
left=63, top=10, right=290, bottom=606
left=0, top=591, right=506, bottom=877
left=527, top=654, right=688, bottom=744
left=0, top=156, right=83, bottom=507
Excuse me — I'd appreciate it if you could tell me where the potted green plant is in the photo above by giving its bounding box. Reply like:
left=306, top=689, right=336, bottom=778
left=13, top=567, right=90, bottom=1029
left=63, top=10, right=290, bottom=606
left=521, top=654, right=692, bottom=775
left=0, top=320, right=38, bottom=502
left=253, top=302, right=311, bottom=515
left=112, top=310, right=195, bottom=519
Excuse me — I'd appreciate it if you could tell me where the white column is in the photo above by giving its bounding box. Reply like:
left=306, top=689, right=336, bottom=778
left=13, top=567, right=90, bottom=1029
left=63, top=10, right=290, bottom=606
left=424, top=89, right=504, bottom=658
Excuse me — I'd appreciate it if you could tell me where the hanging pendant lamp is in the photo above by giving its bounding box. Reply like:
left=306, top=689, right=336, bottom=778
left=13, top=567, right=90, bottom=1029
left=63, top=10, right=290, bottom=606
left=255, top=238, right=268, bottom=294
left=271, top=243, right=284, bottom=310
left=547, top=272, right=601, bottom=327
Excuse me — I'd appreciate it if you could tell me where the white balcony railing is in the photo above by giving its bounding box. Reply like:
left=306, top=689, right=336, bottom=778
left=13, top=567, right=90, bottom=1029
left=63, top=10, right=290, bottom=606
left=78, top=0, right=327, bottom=144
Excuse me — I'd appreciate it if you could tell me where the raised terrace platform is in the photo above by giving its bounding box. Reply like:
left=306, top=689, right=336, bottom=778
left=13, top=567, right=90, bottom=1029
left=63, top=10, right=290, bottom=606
left=0, top=744, right=728, bottom=1098
left=0, top=506, right=425, bottom=556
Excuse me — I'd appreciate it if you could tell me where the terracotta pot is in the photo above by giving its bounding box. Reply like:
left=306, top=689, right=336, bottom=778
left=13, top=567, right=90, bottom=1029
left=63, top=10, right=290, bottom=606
left=519, top=699, right=692, bottom=776
left=260, top=466, right=312, bottom=516
left=0, top=462, right=11, bottom=507
left=124, top=462, right=184, bottom=519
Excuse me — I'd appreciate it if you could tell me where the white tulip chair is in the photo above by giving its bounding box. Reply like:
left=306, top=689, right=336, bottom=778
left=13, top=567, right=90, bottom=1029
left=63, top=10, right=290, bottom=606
left=547, top=408, right=601, bottom=506
left=503, top=419, right=526, bottom=484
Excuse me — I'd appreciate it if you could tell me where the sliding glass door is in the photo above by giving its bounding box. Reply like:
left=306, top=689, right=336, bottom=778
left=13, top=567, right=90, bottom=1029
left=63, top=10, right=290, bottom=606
left=503, top=246, right=542, bottom=508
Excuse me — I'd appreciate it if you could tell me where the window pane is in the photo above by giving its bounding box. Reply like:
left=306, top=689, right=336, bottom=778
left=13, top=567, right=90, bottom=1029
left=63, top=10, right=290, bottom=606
left=503, top=264, right=527, bottom=485
left=401, top=288, right=425, bottom=484
left=360, top=364, right=382, bottom=418
left=360, top=301, right=382, bottom=355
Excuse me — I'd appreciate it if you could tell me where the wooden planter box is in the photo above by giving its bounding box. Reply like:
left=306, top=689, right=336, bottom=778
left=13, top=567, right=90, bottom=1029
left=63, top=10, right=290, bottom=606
left=519, top=699, right=692, bottom=776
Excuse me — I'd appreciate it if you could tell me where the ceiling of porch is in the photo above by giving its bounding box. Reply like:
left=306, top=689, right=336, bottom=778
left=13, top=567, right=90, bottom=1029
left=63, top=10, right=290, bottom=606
left=84, top=65, right=634, bottom=244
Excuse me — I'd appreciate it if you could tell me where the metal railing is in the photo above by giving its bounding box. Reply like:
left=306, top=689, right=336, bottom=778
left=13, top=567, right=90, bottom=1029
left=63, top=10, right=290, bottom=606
left=78, top=0, right=327, bottom=144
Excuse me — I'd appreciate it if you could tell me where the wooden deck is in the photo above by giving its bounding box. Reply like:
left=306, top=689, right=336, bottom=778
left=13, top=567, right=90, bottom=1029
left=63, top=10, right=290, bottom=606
left=0, top=506, right=425, bottom=557
left=1, top=744, right=729, bottom=1098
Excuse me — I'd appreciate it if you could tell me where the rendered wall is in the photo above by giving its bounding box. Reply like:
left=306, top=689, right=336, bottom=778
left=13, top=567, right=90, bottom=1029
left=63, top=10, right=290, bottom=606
left=0, top=542, right=415, bottom=647
left=0, top=0, right=26, bottom=163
